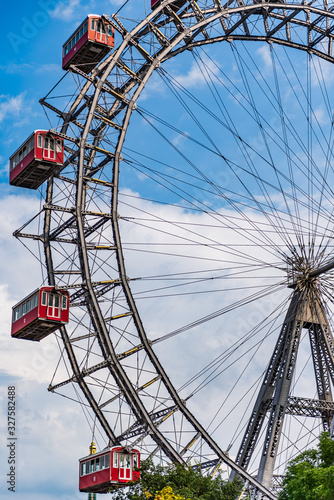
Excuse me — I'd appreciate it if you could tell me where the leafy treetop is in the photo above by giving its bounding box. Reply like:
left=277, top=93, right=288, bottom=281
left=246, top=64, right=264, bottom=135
left=109, top=459, right=243, bottom=500
left=279, top=432, right=334, bottom=500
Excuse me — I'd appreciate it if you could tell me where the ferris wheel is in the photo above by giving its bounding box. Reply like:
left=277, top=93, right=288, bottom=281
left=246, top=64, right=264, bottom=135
left=10, top=0, right=334, bottom=498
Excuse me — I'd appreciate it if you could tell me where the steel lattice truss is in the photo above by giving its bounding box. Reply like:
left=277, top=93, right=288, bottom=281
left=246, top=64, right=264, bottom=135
left=14, top=1, right=334, bottom=498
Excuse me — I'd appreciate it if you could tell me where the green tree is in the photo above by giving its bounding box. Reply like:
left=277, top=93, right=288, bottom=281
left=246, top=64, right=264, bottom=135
left=279, top=432, right=334, bottom=500
left=110, top=460, right=243, bottom=500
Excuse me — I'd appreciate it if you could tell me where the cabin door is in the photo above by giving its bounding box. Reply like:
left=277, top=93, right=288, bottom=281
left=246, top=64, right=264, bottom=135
left=119, top=453, right=132, bottom=481
left=44, top=137, right=55, bottom=160
left=47, top=293, right=60, bottom=319
left=95, top=20, right=106, bottom=43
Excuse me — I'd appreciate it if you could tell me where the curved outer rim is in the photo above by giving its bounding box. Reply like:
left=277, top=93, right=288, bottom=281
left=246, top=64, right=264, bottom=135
left=39, top=2, right=334, bottom=497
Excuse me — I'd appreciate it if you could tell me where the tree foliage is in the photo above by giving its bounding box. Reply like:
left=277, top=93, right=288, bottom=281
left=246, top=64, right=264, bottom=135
left=110, top=460, right=243, bottom=500
left=279, top=432, right=334, bottom=500
left=146, top=485, right=188, bottom=500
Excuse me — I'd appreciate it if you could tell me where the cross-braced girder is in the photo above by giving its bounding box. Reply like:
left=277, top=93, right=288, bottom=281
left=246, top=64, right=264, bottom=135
left=235, top=284, right=334, bottom=488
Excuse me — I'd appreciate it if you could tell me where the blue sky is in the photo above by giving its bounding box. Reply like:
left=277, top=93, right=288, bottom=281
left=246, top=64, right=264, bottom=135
left=0, top=0, right=144, bottom=180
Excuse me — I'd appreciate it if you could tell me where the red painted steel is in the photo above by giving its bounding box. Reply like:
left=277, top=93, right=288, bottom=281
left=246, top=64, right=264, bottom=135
left=62, top=15, right=115, bottom=72
left=9, top=131, right=64, bottom=189
left=11, top=287, right=69, bottom=341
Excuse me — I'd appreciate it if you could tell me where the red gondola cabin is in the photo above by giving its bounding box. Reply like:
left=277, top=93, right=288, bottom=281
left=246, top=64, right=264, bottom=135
left=62, top=15, right=115, bottom=73
left=11, top=287, right=70, bottom=341
left=79, top=446, right=140, bottom=493
left=9, top=130, right=64, bottom=189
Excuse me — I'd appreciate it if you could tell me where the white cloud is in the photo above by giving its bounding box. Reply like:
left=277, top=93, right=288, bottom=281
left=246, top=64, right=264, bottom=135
left=140, top=56, right=221, bottom=101
left=0, top=377, right=86, bottom=499
left=0, top=157, right=7, bottom=178
left=172, top=131, right=189, bottom=146
left=0, top=93, right=31, bottom=125
left=0, top=175, right=328, bottom=493
left=140, top=74, right=166, bottom=101
left=0, top=192, right=45, bottom=381
left=109, top=0, right=126, bottom=6
left=256, top=45, right=272, bottom=74
left=35, top=63, right=63, bottom=74
left=0, top=63, right=33, bottom=74
left=311, top=56, right=334, bottom=87
left=0, top=189, right=88, bottom=498
left=173, top=57, right=221, bottom=89
left=1, top=34, right=333, bottom=491
left=313, top=105, right=327, bottom=125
